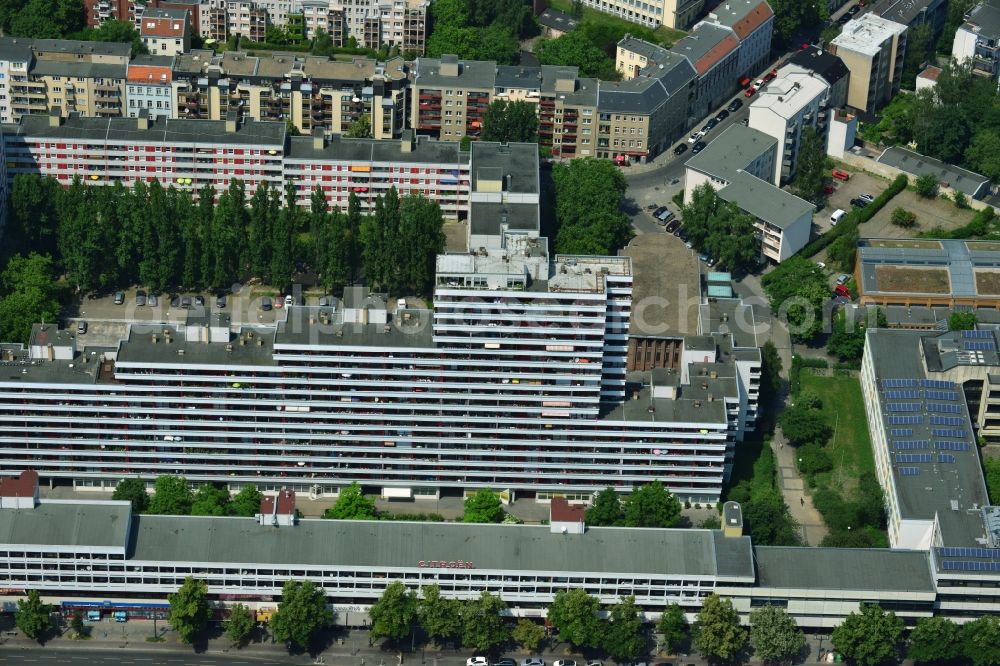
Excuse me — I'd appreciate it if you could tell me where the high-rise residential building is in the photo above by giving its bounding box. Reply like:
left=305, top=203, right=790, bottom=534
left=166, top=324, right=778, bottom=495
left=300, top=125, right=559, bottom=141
left=828, top=13, right=907, bottom=116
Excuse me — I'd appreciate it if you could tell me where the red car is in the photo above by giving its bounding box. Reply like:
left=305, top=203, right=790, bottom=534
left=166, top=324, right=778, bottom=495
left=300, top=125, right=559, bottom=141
left=800, top=42, right=811, bottom=50
left=832, top=169, right=851, bottom=181
left=744, top=86, right=757, bottom=98
left=763, top=68, right=778, bottom=82
left=823, top=184, right=835, bottom=195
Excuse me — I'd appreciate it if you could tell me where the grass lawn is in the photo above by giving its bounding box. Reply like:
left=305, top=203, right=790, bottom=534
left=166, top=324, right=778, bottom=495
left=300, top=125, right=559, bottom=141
left=799, top=372, right=876, bottom=493
left=546, top=0, right=684, bottom=47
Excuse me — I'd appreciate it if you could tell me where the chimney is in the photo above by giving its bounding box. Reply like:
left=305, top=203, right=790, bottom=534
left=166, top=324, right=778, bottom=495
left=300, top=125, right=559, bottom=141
left=400, top=129, right=414, bottom=153
left=225, top=109, right=238, bottom=133
left=49, top=107, right=63, bottom=127
left=312, top=126, right=325, bottom=150
left=137, top=107, right=150, bottom=130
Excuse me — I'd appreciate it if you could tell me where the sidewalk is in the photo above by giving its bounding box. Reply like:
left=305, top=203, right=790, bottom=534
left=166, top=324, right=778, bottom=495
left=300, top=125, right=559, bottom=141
left=771, top=428, right=828, bottom=546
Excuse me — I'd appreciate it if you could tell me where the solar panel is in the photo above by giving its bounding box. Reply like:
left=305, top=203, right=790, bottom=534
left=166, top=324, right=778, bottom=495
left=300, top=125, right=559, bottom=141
left=887, top=402, right=921, bottom=412
left=961, top=329, right=993, bottom=339
left=930, top=416, right=965, bottom=426
left=891, top=428, right=914, bottom=437
left=898, top=467, right=920, bottom=476
left=920, top=379, right=956, bottom=388
left=886, top=389, right=922, bottom=400
left=926, top=390, right=959, bottom=401
left=939, top=547, right=1000, bottom=558
left=884, top=378, right=919, bottom=388
left=895, top=453, right=933, bottom=463
left=892, top=440, right=929, bottom=450
left=888, top=415, right=923, bottom=425
left=938, top=454, right=956, bottom=463
left=927, top=403, right=963, bottom=414
left=964, top=341, right=996, bottom=351
left=932, top=428, right=966, bottom=438
left=942, top=560, right=1000, bottom=572
left=935, top=441, right=971, bottom=452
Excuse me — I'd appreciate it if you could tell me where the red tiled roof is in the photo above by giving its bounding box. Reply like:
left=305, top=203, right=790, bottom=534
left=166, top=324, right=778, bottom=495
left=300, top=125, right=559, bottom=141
left=695, top=34, right=740, bottom=76
left=919, top=65, right=942, bottom=81
left=127, top=64, right=172, bottom=84
left=550, top=497, right=585, bottom=523
left=731, top=1, right=774, bottom=41
left=141, top=16, right=188, bottom=38
left=259, top=489, right=296, bottom=515
left=0, top=470, right=38, bottom=498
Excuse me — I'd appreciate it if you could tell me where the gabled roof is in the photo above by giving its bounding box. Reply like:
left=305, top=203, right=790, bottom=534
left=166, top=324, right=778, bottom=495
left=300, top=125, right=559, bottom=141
left=538, top=8, right=579, bottom=33
left=673, top=25, right=739, bottom=75
left=140, top=8, right=190, bottom=38
left=708, top=0, right=775, bottom=40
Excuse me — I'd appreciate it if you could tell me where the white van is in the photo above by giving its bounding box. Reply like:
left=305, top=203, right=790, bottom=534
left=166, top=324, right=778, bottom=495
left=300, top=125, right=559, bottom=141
left=830, top=209, right=846, bottom=226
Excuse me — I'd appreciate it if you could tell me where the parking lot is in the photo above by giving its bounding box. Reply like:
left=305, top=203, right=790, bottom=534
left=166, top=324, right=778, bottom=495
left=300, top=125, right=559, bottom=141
left=813, top=170, right=889, bottom=236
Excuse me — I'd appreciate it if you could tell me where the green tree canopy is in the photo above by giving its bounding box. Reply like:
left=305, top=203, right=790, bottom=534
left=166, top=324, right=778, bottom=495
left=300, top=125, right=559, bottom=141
left=15, top=589, right=51, bottom=641
left=791, top=127, right=829, bottom=202
left=749, top=604, right=805, bottom=665
left=553, top=158, right=632, bottom=255
left=779, top=403, right=832, bottom=447
left=586, top=487, right=623, bottom=526
left=680, top=183, right=760, bottom=273
left=347, top=114, right=373, bottom=138
left=769, top=0, right=826, bottom=43
left=949, top=311, right=978, bottom=331
left=831, top=604, right=904, bottom=666
left=463, top=489, right=504, bottom=523
left=603, top=595, right=647, bottom=661
left=324, top=482, right=378, bottom=520
left=168, top=577, right=210, bottom=644
left=481, top=99, right=539, bottom=144
left=961, top=615, right=1000, bottom=666
left=419, top=584, right=463, bottom=644
left=229, top=485, right=263, bottom=517
left=461, top=591, right=510, bottom=653
left=69, top=613, right=86, bottom=639
left=743, top=488, right=801, bottom=546
left=0, top=252, right=63, bottom=344
left=761, top=341, right=784, bottom=402
left=536, top=31, right=617, bottom=79
left=271, top=580, right=334, bottom=649
left=547, top=588, right=602, bottom=649
left=914, top=173, right=939, bottom=198
left=112, top=478, right=149, bottom=513
left=225, top=603, right=255, bottom=647
left=191, top=484, right=231, bottom=516
left=512, top=618, right=546, bottom=652
left=75, top=18, right=146, bottom=55
left=622, top=481, right=682, bottom=528
left=761, top=256, right=831, bottom=342
left=149, top=476, right=194, bottom=515
left=693, top=594, right=748, bottom=662
left=907, top=616, right=961, bottom=664
left=369, top=581, right=419, bottom=643
left=658, top=603, right=688, bottom=654
left=828, top=308, right=886, bottom=362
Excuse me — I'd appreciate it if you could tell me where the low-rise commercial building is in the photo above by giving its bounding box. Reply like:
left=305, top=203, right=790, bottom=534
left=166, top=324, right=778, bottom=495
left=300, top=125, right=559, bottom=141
left=684, top=125, right=813, bottom=263
left=829, top=13, right=907, bottom=116
left=953, top=0, right=1000, bottom=80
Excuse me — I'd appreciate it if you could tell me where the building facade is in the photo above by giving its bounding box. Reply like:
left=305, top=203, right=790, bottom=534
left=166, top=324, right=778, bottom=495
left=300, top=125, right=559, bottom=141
left=139, top=7, right=192, bottom=57
left=953, top=0, right=1000, bottom=80
left=125, top=55, right=175, bottom=118
left=575, top=0, right=706, bottom=30
left=829, top=14, right=907, bottom=116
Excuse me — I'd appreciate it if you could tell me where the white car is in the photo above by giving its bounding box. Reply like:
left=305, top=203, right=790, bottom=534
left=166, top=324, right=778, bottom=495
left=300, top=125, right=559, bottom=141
left=284, top=294, right=294, bottom=306
left=687, top=131, right=705, bottom=144
left=554, top=661, right=577, bottom=666
left=817, top=262, right=827, bottom=270
left=468, top=658, right=489, bottom=666
left=521, top=659, right=545, bottom=666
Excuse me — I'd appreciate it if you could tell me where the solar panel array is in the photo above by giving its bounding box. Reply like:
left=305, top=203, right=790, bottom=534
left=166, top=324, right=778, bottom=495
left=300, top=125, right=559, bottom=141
left=899, top=467, right=920, bottom=476
left=889, top=415, right=923, bottom=425
left=935, top=441, right=970, bottom=451
left=886, top=389, right=921, bottom=399
left=930, top=415, right=965, bottom=426
left=963, top=341, right=995, bottom=351
left=961, top=330, right=993, bottom=339
left=938, top=454, right=956, bottom=464
left=942, top=560, right=1000, bottom=572
left=926, top=390, right=959, bottom=401
left=939, top=547, right=1000, bottom=558
left=888, top=402, right=921, bottom=412
left=920, top=378, right=956, bottom=388
left=892, top=440, right=929, bottom=450
left=891, top=428, right=914, bottom=437
left=895, top=453, right=932, bottom=463
left=933, top=428, right=966, bottom=438
left=883, top=378, right=919, bottom=388
left=927, top=402, right=963, bottom=413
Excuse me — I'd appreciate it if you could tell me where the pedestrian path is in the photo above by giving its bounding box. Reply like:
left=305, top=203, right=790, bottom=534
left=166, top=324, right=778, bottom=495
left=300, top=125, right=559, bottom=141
left=772, top=428, right=828, bottom=546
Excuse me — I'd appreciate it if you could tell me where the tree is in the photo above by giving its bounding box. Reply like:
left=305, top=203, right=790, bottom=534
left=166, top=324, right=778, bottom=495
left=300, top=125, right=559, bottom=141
left=347, top=114, right=373, bottom=138
left=553, top=158, right=632, bottom=255
left=369, top=581, right=419, bottom=643
left=69, top=613, right=86, bottom=639
left=693, top=594, right=747, bottom=663
left=961, top=615, right=1000, bottom=666
left=914, top=173, right=938, bottom=198
left=112, top=478, right=149, bottom=513
left=461, top=591, right=510, bottom=653
left=761, top=341, right=783, bottom=403
left=965, top=129, right=1000, bottom=181
left=949, top=311, right=977, bottom=331
left=680, top=183, right=760, bottom=273
left=603, top=595, right=647, bottom=662
left=742, top=489, right=801, bottom=546
left=827, top=308, right=886, bottom=362
left=79, top=18, right=146, bottom=55
left=324, top=482, right=378, bottom=520
left=890, top=208, right=917, bottom=228
left=191, top=484, right=231, bottom=516
left=768, top=0, right=826, bottom=44
left=229, top=485, right=263, bottom=517
left=536, top=31, right=618, bottom=79
left=902, top=23, right=933, bottom=88
left=831, top=604, right=903, bottom=666
left=397, top=194, right=446, bottom=294
left=168, top=577, right=210, bottom=644
left=9, top=175, right=60, bottom=254
left=0, top=253, right=63, bottom=344
left=419, top=584, right=462, bottom=645
left=622, top=481, right=681, bottom=528
left=15, top=590, right=51, bottom=641
left=513, top=618, right=546, bottom=652
left=658, top=603, right=688, bottom=654
left=547, top=589, right=602, bottom=649
left=226, top=604, right=255, bottom=647
left=149, top=476, right=194, bottom=515
left=749, top=604, right=804, bottom=665
left=907, top=616, right=961, bottom=664
left=271, top=580, right=334, bottom=649
left=779, top=404, right=831, bottom=447
left=791, top=127, right=828, bottom=201
left=11, top=0, right=85, bottom=38
left=463, top=489, right=504, bottom=523
left=481, top=99, right=539, bottom=144
left=586, top=487, right=623, bottom=526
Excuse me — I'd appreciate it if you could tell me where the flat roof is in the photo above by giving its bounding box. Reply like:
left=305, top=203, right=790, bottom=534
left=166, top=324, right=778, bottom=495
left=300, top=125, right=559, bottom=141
left=750, top=63, right=829, bottom=119
left=286, top=133, right=464, bottom=166
left=415, top=56, right=496, bottom=90
left=788, top=48, right=849, bottom=86
left=858, top=238, right=1000, bottom=298
left=273, top=308, right=434, bottom=350
left=128, top=516, right=754, bottom=579
left=866, top=328, right=992, bottom=545
left=963, top=0, right=1000, bottom=39
left=719, top=171, right=814, bottom=231
left=754, top=546, right=935, bottom=592
left=877, top=147, right=991, bottom=198
left=469, top=201, right=539, bottom=236
left=0, top=500, right=131, bottom=551
left=470, top=141, right=539, bottom=195
left=685, top=124, right=777, bottom=181
left=831, top=13, right=907, bottom=57
left=538, top=8, right=579, bottom=32
left=871, top=0, right=939, bottom=26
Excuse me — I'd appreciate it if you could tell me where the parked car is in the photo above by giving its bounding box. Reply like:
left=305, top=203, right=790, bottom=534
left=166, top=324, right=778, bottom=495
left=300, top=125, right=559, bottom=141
left=521, top=659, right=545, bottom=666
left=135, top=290, right=146, bottom=307
left=468, top=658, right=489, bottom=666
left=850, top=197, right=869, bottom=208
left=180, top=296, right=192, bottom=309
left=319, top=295, right=332, bottom=307
left=665, top=219, right=680, bottom=233
left=688, top=131, right=704, bottom=144
left=261, top=296, right=272, bottom=311
left=754, top=78, right=765, bottom=88
left=285, top=294, right=295, bottom=306
left=673, top=143, right=688, bottom=156
left=194, top=295, right=205, bottom=307
left=831, top=209, right=847, bottom=226
left=147, top=293, right=157, bottom=307
left=692, top=140, right=707, bottom=153
left=745, top=86, right=757, bottom=97
left=837, top=274, right=851, bottom=285
left=216, top=294, right=227, bottom=309
left=496, top=660, right=517, bottom=666
left=647, top=203, right=659, bottom=210
left=859, top=193, right=875, bottom=203
left=653, top=206, right=669, bottom=219
left=554, top=661, right=576, bottom=666
left=699, top=253, right=710, bottom=263
left=113, top=291, right=125, bottom=305
left=77, top=321, right=87, bottom=335
left=727, top=98, right=743, bottom=112
left=170, top=294, right=181, bottom=308
left=817, top=261, right=827, bottom=270
left=823, top=184, right=835, bottom=195
left=715, top=109, right=729, bottom=122
left=763, top=68, right=778, bottom=82
left=702, top=119, right=718, bottom=132
left=831, top=169, right=851, bottom=181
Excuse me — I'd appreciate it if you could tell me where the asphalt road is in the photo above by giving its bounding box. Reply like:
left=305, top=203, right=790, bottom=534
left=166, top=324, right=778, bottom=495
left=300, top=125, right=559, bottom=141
left=0, top=648, right=301, bottom=664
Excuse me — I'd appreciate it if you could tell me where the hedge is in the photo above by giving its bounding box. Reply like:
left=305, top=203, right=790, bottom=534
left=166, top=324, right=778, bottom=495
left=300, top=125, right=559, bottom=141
left=789, top=355, right=828, bottom=395
left=917, top=206, right=997, bottom=240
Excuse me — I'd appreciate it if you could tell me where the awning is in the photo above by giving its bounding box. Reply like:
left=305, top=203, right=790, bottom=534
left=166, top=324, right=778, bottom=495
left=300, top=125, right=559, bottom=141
left=382, top=487, right=412, bottom=499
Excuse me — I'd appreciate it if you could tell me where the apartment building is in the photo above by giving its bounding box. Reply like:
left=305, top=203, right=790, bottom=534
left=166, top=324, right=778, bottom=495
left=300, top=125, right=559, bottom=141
left=870, top=0, right=948, bottom=39
left=829, top=13, right=907, bottom=116
left=576, top=0, right=706, bottom=30
left=125, top=55, right=175, bottom=118
left=684, top=125, right=813, bottom=263
left=672, top=23, right=741, bottom=119
left=748, top=63, right=832, bottom=185
left=172, top=50, right=409, bottom=138
left=139, top=8, right=192, bottom=56
left=789, top=47, right=850, bottom=110
left=412, top=55, right=494, bottom=141
left=953, top=0, right=1000, bottom=80
left=696, top=0, right=774, bottom=79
